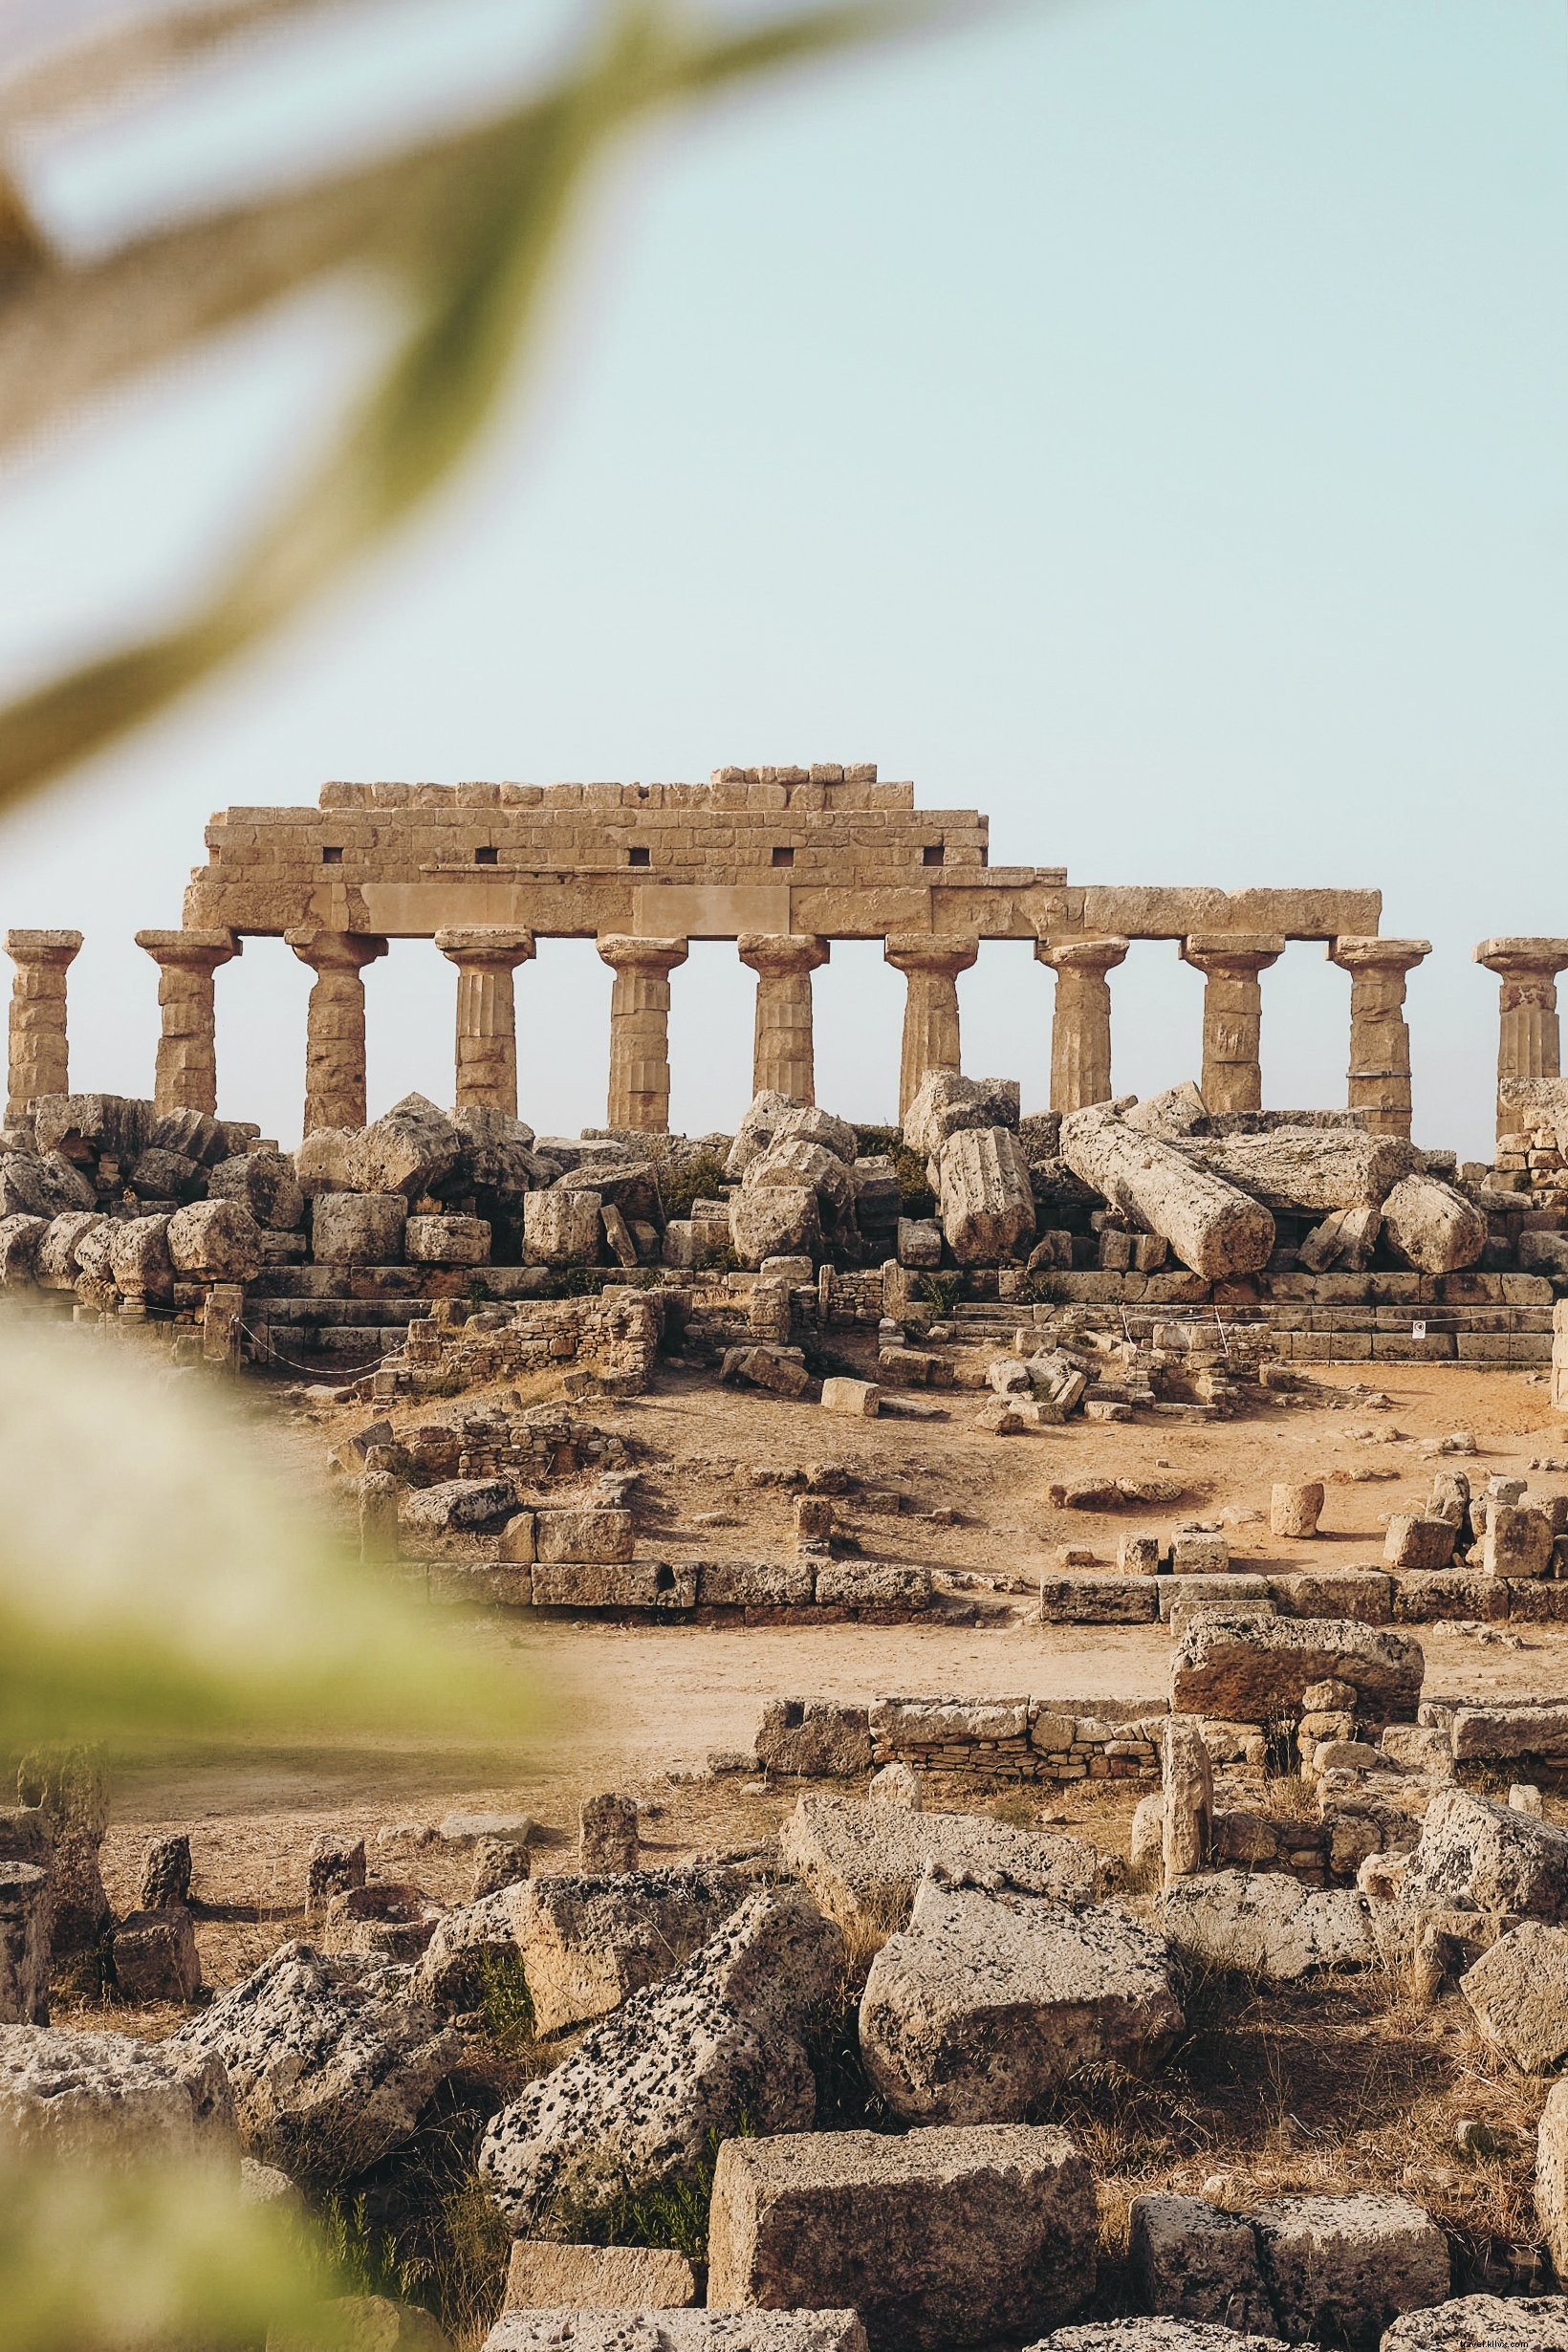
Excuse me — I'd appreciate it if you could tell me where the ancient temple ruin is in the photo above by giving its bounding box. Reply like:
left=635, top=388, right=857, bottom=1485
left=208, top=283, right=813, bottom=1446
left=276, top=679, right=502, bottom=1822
left=4, top=764, right=1566, bottom=1138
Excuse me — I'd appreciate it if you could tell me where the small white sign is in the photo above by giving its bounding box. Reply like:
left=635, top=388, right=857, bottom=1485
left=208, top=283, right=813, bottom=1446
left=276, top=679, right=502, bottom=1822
left=1411, top=1320, right=1426, bottom=1339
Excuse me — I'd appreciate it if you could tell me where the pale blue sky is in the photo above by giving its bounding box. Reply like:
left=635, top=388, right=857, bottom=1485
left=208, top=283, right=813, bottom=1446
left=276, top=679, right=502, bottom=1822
left=1, top=0, right=1563, bottom=1154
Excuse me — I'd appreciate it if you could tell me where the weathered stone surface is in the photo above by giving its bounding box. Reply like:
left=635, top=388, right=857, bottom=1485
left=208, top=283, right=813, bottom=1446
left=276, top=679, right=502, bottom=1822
left=904, top=1069, right=1021, bottom=1157
left=755, top=1700, right=873, bottom=1778
left=779, top=1795, right=1114, bottom=1934
left=105, top=1212, right=175, bottom=1303
left=477, top=1884, right=844, bottom=2231
left=207, top=1151, right=305, bottom=1231
left=0, top=1148, right=95, bottom=1220
left=312, top=1191, right=407, bottom=1266
left=532, top=1562, right=696, bottom=1610
left=1449, top=1706, right=1568, bottom=1764
left=820, top=1378, right=881, bottom=1418
left=749, top=1138, right=856, bottom=1224
left=502, top=2239, right=701, bottom=2312
left=357, top=1096, right=464, bottom=1199
left=1460, top=1923, right=1568, bottom=2073
left=271, top=2294, right=454, bottom=2352
left=868, top=1762, right=923, bottom=1809
left=1127, top=2196, right=1277, bottom=2335
left=1060, top=1105, right=1274, bottom=1280
left=524, top=1187, right=602, bottom=1266
left=0, top=2021, right=235, bottom=2163
left=1381, top=1175, right=1486, bottom=1274
left=1252, top=2194, right=1448, bottom=2347
left=580, top=1793, right=640, bottom=1874
left=536, top=1508, right=634, bottom=1565
left=307, top=1836, right=366, bottom=1906
left=139, top=1831, right=193, bottom=1910
left=1169, top=1616, right=1424, bottom=1727
left=860, top=1870, right=1184, bottom=2123
left=1401, top=1790, right=1568, bottom=1922
left=707, top=2122, right=1096, bottom=2352
left=173, top=1942, right=463, bottom=2185
left=16, top=1742, right=109, bottom=1957
left=1383, top=2297, right=1568, bottom=2352
left=1484, top=1506, right=1556, bottom=1580
left=1162, top=1718, right=1214, bottom=1886
left=1539, top=2081, right=1568, bottom=2283
left=112, top=1905, right=202, bottom=2003
left=1191, top=1130, right=1418, bottom=1214
left=1383, top=1516, right=1456, bottom=1572
left=34, top=1209, right=105, bottom=1287
left=409, top=1887, right=518, bottom=2008
left=405, top=1213, right=490, bottom=1265
left=730, top=1185, right=821, bottom=1269
left=0, top=1211, right=48, bottom=1283
left=936, top=1126, right=1035, bottom=1264
left=700, top=1560, right=817, bottom=1608
left=1161, top=1873, right=1376, bottom=1982
left=484, top=2316, right=867, bottom=2351
left=512, top=1867, right=748, bottom=2036
left=165, top=1196, right=264, bottom=1280
left=402, top=1479, right=517, bottom=1538
left=1033, top=2325, right=1290, bottom=2352
left=0, top=1862, right=49, bottom=2024
left=1271, top=1483, right=1325, bottom=1539
left=814, top=1563, right=931, bottom=1609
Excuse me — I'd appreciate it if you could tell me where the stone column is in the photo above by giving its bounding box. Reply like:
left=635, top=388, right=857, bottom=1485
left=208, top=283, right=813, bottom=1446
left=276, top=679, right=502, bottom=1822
left=1329, top=936, right=1430, bottom=1138
left=596, top=936, right=689, bottom=1132
left=883, top=934, right=980, bottom=1120
left=5, top=929, right=81, bottom=1125
left=1475, top=938, right=1568, bottom=1132
left=1036, top=935, right=1129, bottom=1113
left=434, top=927, right=535, bottom=1116
left=285, top=929, right=389, bottom=1133
left=134, top=929, right=242, bottom=1118
left=737, top=933, right=830, bottom=1103
left=1180, top=933, right=1286, bottom=1115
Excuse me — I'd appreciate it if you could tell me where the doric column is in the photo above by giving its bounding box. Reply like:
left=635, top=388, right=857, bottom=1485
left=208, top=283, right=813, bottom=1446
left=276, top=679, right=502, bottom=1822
left=883, top=934, right=980, bottom=1120
left=1036, top=935, right=1128, bottom=1113
left=596, top=936, right=688, bottom=1132
left=285, top=929, right=388, bottom=1133
left=135, top=928, right=242, bottom=1117
left=737, top=933, right=830, bottom=1102
left=1475, top=938, right=1568, bottom=1133
left=1180, top=933, right=1286, bottom=1115
left=1329, top=936, right=1429, bottom=1139
left=5, top=929, right=81, bottom=1124
left=434, top=927, right=535, bottom=1116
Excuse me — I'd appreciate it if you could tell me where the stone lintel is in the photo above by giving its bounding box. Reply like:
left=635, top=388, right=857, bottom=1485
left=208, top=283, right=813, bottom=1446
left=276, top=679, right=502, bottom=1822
left=1475, top=938, right=1568, bottom=976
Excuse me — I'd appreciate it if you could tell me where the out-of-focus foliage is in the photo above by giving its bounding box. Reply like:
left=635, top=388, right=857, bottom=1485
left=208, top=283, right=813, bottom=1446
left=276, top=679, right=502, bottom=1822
left=0, top=0, right=956, bottom=813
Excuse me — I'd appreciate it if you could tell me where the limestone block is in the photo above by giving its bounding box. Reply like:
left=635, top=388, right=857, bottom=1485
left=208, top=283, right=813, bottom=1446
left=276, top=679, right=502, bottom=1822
left=860, top=1872, right=1183, bottom=2122
left=1171, top=1535, right=1230, bottom=1576
left=1038, top=1576, right=1161, bottom=1624
left=1538, top=2082, right=1568, bottom=2283
left=1060, top=1104, right=1274, bottom=1279
left=1121, top=1533, right=1164, bottom=1575
left=779, top=1795, right=1112, bottom=1935
left=1484, top=1506, right=1556, bottom=1579
left=1271, top=1482, right=1324, bottom=1538
left=127, top=1145, right=202, bottom=1201
left=501, top=2239, right=700, bottom=2313
left=820, top=1377, right=881, bottom=1417
left=706, top=2122, right=1096, bottom=2352
left=207, top=1150, right=305, bottom=1230
left=312, top=1192, right=407, bottom=1267
left=1126, top=2195, right=1276, bottom=2334
left=356, top=1094, right=463, bottom=1197
left=754, top=1699, right=873, bottom=1776
left=579, top=1793, right=639, bottom=1874
left=0, top=1863, right=49, bottom=2024
left=1461, top=1922, right=1568, bottom=2073
left=1252, top=2193, right=1448, bottom=2347
left=0, top=1212, right=47, bottom=1284
left=937, top=1126, right=1035, bottom=1263
left=531, top=1562, right=696, bottom=1609
left=749, top=1137, right=855, bottom=1221
left=513, top=1865, right=748, bottom=2035
left=1160, top=1872, right=1376, bottom=1982
left=725, top=1090, right=813, bottom=1179
left=697, top=1558, right=815, bottom=1606
left=485, top=2317, right=866, bottom=2351
left=1400, top=1788, right=1568, bottom=1922
left=1383, top=1515, right=1457, bottom=1572
left=730, top=1185, right=820, bottom=1269
left=535, top=1508, right=634, bottom=1565
left=1192, top=1130, right=1418, bottom=1214
left=868, top=1762, right=922, bottom=1808
left=112, top=1905, right=202, bottom=2003
left=898, top=1216, right=944, bottom=1267
left=107, top=1213, right=175, bottom=1304
left=271, top=2294, right=454, bottom=2352
left=814, top=1563, right=931, bottom=1608
left=1162, top=1718, right=1213, bottom=1884
left=140, top=1832, right=193, bottom=1909
left=663, top=1217, right=732, bottom=1269
left=1383, top=2296, right=1568, bottom=2352
left=16, top=1743, right=109, bottom=1956
left=1169, top=1616, right=1424, bottom=1726
left=404, top=1213, right=490, bottom=1265
left=1381, top=1175, right=1487, bottom=1274
left=0, top=1149, right=95, bottom=1219
left=0, top=2021, right=235, bottom=2164
left=477, top=1884, right=844, bottom=2232
left=904, top=1069, right=1021, bottom=1156
left=34, top=1209, right=104, bottom=1288
left=163, top=1197, right=263, bottom=1280
left=523, top=1187, right=602, bottom=1267
left=401, top=1480, right=516, bottom=1539
left=294, top=1126, right=364, bottom=1195
left=1449, top=1705, right=1568, bottom=1763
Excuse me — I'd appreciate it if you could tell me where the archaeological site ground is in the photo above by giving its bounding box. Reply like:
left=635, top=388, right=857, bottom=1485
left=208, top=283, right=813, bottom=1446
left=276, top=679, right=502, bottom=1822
left=8, top=764, right=1568, bottom=2352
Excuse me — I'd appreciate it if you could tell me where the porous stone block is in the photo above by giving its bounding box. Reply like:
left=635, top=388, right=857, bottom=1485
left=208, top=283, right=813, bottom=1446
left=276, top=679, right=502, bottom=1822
left=578, top=1794, right=639, bottom=1875
left=1484, top=1506, right=1556, bottom=1580
left=312, top=1192, right=407, bottom=1266
left=111, top=1906, right=202, bottom=2004
left=820, top=1378, right=881, bottom=1418
left=1383, top=2297, right=1568, bottom=2352
left=502, top=2239, right=700, bottom=2312
left=0, top=2021, right=236, bottom=2163
left=512, top=1865, right=747, bottom=2035
left=1127, top=2194, right=1276, bottom=2334
left=1383, top=1514, right=1458, bottom=1572
left=755, top=1700, right=873, bottom=1777
left=1461, top=1922, right=1568, bottom=2074
left=1169, top=1616, right=1424, bottom=1726
left=779, top=1794, right=1112, bottom=1935
left=534, top=1508, right=635, bottom=1565
left=0, top=1863, right=49, bottom=2024
left=699, top=1558, right=816, bottom=1607
left=1271, top=1482, right=1324, bottom=1538
left=523, top=1188, right=602, bottom=1267
left=814, top=1563, right=931, bottom=1609
left=1401, top=1788, right=1568, bottom=1922
left=485, top=2317, right=866, bottom=2351
left=531, top=1562, right=696, bottom=1609
left=1039, top=1577, right=1161, bottom=1624
left=1252, top=2193, right=1448, bottom=2347
left=1160, top=1872, right=1375, bottom=1982
left=405, top=1215, right=490, bottom=1266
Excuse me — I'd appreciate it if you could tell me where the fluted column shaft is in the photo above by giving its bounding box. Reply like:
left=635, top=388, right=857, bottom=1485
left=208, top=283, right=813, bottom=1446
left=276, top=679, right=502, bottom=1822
left=1036, top=935, right=1128, bottom=1113
left=5, top=929, right=81, bottom=1124
left=286, top=929, right=388, bottom=1133
left=135, top=928, right=242, bottom=1116
left=1181, top=933, right=1286, bottom=1115
left=737, top=933, right=830, bottom=1102
left=1329, top=936, right=1429, bottom=1138
left=1475, top=940, right=1568, bottom=1134
left=597, top=936, right=689, bottom=1132
left=883, top=934, right=980, bottom=1119
left=435, top=927, right=535, bottom=1115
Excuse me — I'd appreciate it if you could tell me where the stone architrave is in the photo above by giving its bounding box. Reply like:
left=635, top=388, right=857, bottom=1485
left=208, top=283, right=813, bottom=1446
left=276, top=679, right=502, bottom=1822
left=1180, top=934, right=1286, bottom=1116
left=883, top=935, right=980, bottom=1121
left=1329, top=937, right=1429, bottom=1139
left=737, top=934, right=830, bottom=1104
left=4, top=929, right=81, bottom=1124
left=135, top=929, right=242, bottom=1117
left=285, top=930, right=389, bottom=1134
left=596, top=936, right=688, bottom=1133
left=434, top=927, right=535, bottom=1116
left=1475, top=939, right=1568, bottom=1140
left=1036, top=935, right=1128, bottom=1113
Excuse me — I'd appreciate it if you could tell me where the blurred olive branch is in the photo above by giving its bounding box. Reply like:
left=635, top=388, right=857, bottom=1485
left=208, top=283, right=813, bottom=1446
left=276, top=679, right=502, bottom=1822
left=0, top=0, right=961, bottom=816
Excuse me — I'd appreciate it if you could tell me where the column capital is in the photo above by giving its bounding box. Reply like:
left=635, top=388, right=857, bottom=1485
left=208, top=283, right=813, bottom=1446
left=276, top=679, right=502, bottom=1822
left=1181, top=932, right=1287, bottom=975
left=285, top=927, right=388, bottom=975
left=883, top=932, right=980, bottom=977
left=597, top=934, right=689, bottom=976
left=135, top=927, right=242, bottom=974
left=1329, top=935, right=1430, bottom=975
left=1474, top=937, right=1568, bottom=980
left=737, top=931, right=830, bottom=978
left=434, top=926, right=536, bottom=970
left=1035, top=934, right=1129, bottom=976
left=5, top=928, right=82, bottom=969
